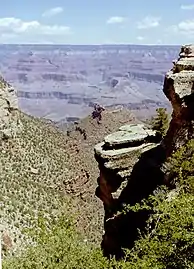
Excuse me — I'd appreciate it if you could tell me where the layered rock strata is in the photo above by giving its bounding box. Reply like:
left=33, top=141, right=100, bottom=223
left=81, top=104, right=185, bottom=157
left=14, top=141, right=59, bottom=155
left=95, top=124, right=158, bottom=209
left=95, top=44, right=194, bottom=257
left=0, top=75, right=21, bottom=139
left=94, top=124, right=164, bottom=257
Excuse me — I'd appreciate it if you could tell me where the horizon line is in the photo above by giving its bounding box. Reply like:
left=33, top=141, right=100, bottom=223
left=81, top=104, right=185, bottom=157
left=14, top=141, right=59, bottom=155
left=0, top=43, right=182, bottom=46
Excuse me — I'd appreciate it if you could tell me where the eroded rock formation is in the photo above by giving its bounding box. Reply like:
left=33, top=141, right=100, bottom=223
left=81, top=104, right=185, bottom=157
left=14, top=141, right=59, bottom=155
left=95, top=124, right=158, bottom=209
left=0, top=75, right=21, bottom=140
left=163, top=45, right=194, bottom=157
left=94, top=124, right=164, bottom=257
left=94, top=44, right=194, bottom=258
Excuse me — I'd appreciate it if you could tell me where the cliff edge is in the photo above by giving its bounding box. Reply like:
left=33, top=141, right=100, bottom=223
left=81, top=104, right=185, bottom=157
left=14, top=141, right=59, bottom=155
left=94, top=44, right=194, bottom=257
left=163, top=44, right=194, bottom=157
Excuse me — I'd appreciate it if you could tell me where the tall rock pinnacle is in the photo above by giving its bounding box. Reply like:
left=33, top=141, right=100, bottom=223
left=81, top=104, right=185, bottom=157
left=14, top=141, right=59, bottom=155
left=163, top=44, right=194, bottom=156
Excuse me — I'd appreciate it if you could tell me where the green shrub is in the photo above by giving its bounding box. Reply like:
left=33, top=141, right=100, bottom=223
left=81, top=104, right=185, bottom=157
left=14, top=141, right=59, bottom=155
left=166, top=139, right=194, bottom=192
left=3, top=215, right=110, bottom=269
left=122, top=191, right=194, bottom=269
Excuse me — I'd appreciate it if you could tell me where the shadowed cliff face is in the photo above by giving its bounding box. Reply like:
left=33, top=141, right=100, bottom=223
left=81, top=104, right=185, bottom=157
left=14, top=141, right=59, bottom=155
left=94, top=44, right=194, bottom=258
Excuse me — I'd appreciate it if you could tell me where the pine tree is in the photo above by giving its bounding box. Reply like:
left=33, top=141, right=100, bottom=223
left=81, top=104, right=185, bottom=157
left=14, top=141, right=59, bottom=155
left=151, top=108, right=169, bottom=139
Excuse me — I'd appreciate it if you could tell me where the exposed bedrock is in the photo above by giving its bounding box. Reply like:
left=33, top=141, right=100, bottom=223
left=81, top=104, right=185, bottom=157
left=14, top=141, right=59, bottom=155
left=0, top=75, right=22, bottom=140
left=94, top=44, right=194, bottom=258
left=94, top=124, right=165, bottom=257
left=162, top=44, right=194, bottom=157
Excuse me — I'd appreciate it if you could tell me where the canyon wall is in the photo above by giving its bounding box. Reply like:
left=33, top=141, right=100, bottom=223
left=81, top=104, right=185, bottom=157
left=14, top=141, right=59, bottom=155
left=94, top=44, right=194, bottom=257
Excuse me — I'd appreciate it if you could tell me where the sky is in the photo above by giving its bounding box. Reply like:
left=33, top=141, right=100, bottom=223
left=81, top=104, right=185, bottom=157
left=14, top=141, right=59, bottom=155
left=0, top=0, right=194, bottom=45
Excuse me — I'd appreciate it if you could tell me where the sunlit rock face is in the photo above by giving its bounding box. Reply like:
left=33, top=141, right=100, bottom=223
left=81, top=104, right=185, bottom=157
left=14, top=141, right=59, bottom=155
left=0, top=75, right=22, bottom=140
left=163, top=44, right=194, bottom=157
left=94, top=124, right=157, bottom=209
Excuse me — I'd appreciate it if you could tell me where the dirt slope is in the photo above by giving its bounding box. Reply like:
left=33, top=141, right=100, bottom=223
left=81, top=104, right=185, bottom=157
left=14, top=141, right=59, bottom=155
left=1, top=108, right=138, bottom=255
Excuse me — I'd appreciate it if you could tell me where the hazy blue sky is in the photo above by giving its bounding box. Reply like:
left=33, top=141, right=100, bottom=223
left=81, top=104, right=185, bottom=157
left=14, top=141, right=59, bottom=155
left=0, top=0, right=194, bottom=44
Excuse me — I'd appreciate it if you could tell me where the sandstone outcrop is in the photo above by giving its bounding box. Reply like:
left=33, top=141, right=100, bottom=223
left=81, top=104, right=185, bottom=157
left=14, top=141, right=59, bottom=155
left=94, top=44, right=194, bottom=257
left=94, top=124, right=157, bottom=209
left=94, top=123, right=164, bottom=257
left=0, top=75, right=21, bottom=139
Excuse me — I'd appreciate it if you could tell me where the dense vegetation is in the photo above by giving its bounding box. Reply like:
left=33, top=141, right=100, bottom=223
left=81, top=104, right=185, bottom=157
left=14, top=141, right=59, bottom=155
left=0, top=111, right=103, bottom=257
left=4, top=189, right=194, bottom=268
left=3, top=113, right=194, bottom=268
